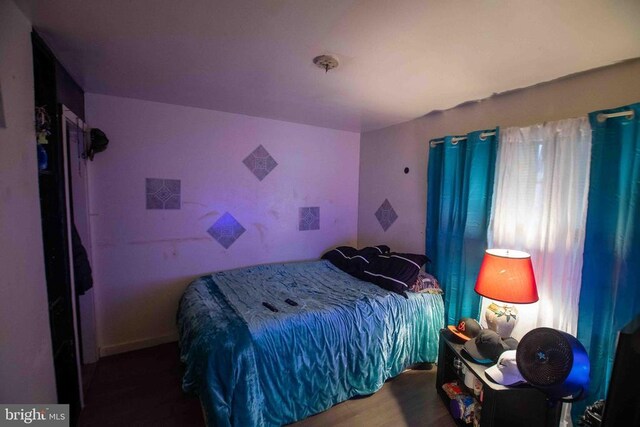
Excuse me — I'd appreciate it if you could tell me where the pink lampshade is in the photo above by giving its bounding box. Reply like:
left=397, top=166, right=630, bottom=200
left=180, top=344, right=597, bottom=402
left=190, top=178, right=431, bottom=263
left=475, top=249, right=538, bottom=304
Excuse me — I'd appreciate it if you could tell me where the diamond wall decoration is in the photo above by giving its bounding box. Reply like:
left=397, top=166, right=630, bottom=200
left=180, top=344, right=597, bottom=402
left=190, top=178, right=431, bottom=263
left=243, top=144, right=278, bottom=181
left=375, top=199, right=398, bottom=231
left=146, top=178, right=181, bottom=209
left=207, top=212, right=246, bottom=249
left=299, top=207, right=320, bottom=231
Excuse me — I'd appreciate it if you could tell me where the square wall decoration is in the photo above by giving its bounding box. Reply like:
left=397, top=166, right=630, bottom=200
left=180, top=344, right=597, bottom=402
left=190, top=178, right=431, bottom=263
left=299, top=207, right=320, bottom=231
left=375, top=199, right=398, bottom=231
left=207, top=212, right=246, bottom=249
left=243, top=144, right=278, bottom=181
left=146, top=178, right=181, bottom=209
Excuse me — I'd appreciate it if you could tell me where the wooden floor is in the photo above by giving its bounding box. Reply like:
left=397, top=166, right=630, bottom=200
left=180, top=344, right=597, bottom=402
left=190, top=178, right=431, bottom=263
left=78, top=343, right=202, bottom=426
left=292, top=369, right=456, bottom=427
left=79, top=343, right=455, bottom=427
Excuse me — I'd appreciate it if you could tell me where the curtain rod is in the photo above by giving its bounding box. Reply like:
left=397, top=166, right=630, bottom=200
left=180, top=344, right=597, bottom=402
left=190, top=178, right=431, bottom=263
left=429, top=131, right=496, bottom=147
left=596, top=110, right=634, bottom=122
left=429, top=109, right=635, bottom=147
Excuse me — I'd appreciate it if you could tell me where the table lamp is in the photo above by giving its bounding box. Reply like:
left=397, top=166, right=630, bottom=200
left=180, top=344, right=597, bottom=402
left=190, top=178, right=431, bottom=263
left=474, top=249, right=538, bottom=338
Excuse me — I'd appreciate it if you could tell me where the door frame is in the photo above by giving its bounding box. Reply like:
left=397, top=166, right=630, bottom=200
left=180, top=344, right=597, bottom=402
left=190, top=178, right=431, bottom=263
left=60, top=106, right=89, bottom=407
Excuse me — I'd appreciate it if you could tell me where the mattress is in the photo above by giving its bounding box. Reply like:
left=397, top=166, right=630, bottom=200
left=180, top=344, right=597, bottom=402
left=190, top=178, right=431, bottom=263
left=177, top=259, right=444, bottom=426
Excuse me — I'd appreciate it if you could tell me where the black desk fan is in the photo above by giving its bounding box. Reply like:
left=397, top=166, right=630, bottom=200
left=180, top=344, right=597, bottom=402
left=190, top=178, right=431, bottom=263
left=516, top=327, right=590, bottom=401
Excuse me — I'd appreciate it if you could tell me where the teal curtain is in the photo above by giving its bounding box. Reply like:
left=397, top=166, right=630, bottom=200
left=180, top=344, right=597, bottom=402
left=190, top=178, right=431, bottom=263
left=426, top=129, right=498, bottom=325
left=574, top=103, right=640, bottom=417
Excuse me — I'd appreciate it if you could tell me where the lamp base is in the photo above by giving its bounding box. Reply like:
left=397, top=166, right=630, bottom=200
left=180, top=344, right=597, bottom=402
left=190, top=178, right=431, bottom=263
left=485, top=302, right=518, bottom=338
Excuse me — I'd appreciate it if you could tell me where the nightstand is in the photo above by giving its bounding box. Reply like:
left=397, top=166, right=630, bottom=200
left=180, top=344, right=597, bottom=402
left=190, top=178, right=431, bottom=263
left=436, top=329, right=562, bottom=427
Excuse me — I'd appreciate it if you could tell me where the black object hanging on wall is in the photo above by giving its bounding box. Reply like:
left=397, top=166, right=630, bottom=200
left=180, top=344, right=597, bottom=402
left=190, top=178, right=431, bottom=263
left=86, top=128, right=109, bottom=160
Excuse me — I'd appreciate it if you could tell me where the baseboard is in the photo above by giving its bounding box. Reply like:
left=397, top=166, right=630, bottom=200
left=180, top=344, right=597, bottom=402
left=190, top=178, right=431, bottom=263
left=99, top=332, right=179, bottom=357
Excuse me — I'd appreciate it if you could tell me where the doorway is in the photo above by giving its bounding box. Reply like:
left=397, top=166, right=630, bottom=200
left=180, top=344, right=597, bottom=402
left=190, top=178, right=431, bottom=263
left=33, top=31, right=97, bottom=421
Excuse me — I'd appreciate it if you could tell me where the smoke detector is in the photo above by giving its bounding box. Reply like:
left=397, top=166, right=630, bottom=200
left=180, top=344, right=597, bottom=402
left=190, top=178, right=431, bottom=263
left=313, top=55, right=339, bottom=73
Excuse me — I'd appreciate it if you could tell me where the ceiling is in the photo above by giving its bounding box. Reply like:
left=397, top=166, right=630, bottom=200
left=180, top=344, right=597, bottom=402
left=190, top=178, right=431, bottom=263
left=16, top=0, right=640, bottom=132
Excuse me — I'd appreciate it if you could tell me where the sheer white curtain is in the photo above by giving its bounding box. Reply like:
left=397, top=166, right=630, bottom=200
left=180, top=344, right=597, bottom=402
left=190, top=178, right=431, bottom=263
left=482, top=117, right=592, bottom=340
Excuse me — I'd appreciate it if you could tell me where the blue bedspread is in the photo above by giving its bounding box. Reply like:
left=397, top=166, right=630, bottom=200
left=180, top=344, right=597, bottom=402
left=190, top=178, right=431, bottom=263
left=177, top=260, right=444, bottom=426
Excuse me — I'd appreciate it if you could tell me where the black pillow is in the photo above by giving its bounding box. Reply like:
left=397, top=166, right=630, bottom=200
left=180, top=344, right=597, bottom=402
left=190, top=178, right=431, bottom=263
left=363, top=253, right=429, bottom=296
left=322, top=246, right=372, bottom=275
left=359, top=245, right=391, bottom=257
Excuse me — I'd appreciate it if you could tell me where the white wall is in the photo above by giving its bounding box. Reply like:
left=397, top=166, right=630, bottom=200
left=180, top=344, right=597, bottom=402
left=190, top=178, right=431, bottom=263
left=85, top=93, right=360, bottom=356
left=0, top=0, right=57, bottom=403
left=358, top=59, right=640, bottom=253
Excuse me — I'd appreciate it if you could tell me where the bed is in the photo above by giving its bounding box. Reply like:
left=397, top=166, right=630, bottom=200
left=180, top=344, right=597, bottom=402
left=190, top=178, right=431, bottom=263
left=177, top=258, right=444, bottom=426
